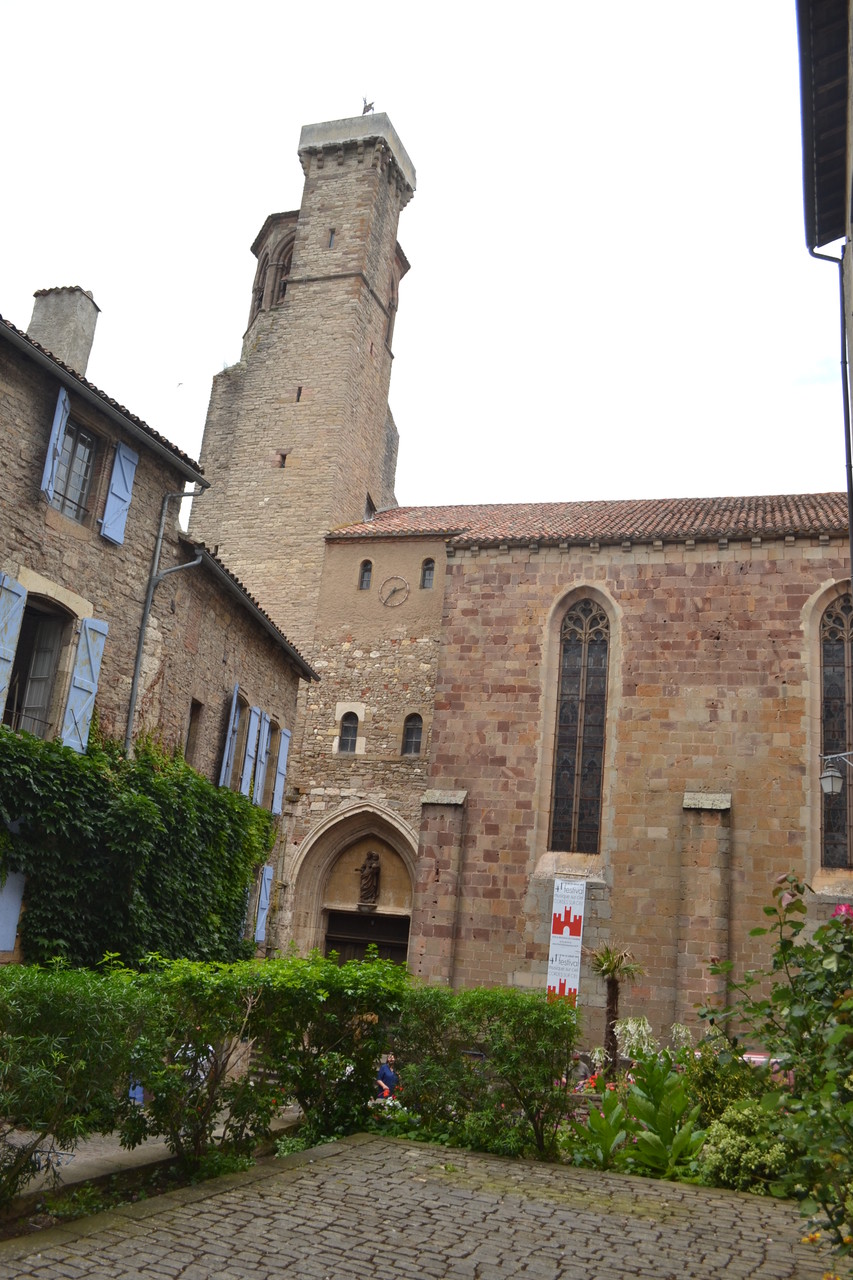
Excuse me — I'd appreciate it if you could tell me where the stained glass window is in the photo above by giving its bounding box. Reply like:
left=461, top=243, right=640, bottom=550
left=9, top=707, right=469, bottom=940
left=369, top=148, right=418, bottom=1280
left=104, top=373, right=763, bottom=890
left=821, top=595, right=853, bottom=868
left=550, top=599, right=609, bottom=853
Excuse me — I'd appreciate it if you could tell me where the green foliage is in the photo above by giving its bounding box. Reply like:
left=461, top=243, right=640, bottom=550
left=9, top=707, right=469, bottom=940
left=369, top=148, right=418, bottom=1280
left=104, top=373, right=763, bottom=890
left=678, top=1031, right=765, bottom=1125
left=120, top=959, right=280, bottom=1167
left=625, top=1050, right=706, bottom=1179
left=254, top=949, right=410, bottom=1145
left=0, top=964, right=143, bottom=1208
left=701, top=874, right=853, bottom=1264
left=699, top=1102, right=795, bottom=1195
left=391, top=983, right=580, bottom=1159
left=562, top=1051, right=705, bottom=1179
left=563, top=1089, right=630, bottom=1169
left=0, top=728, right=273, bottom=966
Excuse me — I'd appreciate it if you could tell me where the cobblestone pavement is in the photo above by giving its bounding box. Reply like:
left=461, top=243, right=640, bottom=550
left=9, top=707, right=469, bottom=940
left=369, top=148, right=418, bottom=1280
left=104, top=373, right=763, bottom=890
left=0, top=1135, right=837, bottom=1280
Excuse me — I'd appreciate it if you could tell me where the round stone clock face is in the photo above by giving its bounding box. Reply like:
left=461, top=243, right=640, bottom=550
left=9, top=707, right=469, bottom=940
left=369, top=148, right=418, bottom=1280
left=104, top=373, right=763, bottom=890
left=379, top=575, right=410, bottom=607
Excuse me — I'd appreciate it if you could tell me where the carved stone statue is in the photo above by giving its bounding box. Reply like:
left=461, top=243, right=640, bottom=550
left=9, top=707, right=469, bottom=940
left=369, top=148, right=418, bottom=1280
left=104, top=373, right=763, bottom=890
left=357, top=850, right=380, bottom=906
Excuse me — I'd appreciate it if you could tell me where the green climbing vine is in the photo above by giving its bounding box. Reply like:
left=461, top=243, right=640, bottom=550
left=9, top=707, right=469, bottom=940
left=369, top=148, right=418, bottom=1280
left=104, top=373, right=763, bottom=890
left=0, top=727, right=274, bottom=966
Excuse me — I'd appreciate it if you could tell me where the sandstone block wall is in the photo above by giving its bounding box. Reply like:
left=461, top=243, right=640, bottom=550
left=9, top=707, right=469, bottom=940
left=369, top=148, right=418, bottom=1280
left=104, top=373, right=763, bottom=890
left=191, top=136, right=412, bottom=654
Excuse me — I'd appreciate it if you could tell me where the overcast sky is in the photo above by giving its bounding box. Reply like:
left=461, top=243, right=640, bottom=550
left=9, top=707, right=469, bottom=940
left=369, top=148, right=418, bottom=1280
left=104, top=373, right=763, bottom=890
left=1, top=2, right=844, bottom=507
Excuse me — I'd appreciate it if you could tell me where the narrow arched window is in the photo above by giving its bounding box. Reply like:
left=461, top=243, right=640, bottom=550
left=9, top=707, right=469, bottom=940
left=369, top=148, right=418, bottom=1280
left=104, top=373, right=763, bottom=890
left=402, top=713, right=423, bottom=756
left=339, top=712, right=359, bottom=754
left=821, top=594, right=853, bottom=868
left=550, top=599, right=609, bottom=854
left=358, top=561, right=372, bottom=590
left=420, top=559, right=435, bottom=590
left=275, top=242, right=294, bottom=302
left=251, top=255, right=269, bottom=320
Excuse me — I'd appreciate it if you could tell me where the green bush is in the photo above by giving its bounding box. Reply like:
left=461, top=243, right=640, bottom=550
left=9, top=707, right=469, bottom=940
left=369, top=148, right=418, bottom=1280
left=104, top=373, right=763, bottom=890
left=699, top=1102, right=795, bottom=1195
left=702, top=875, right=853, bottom=1264
left=678, top=1031, right=765, bottom=1125
left=119, top=959, right=281, bottom=1167
left=0, top=729, right=273, bottom=966
left=254, top=949, right=410, bottom=1146
left=0, top=964, right=143, bottom=1208
left=391, top=984, right=580, bottom=1159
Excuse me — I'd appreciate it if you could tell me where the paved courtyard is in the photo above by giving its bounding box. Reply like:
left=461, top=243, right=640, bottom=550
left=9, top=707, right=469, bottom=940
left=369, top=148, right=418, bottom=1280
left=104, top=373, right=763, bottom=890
left=0, top=1134, right=836, bottom=1280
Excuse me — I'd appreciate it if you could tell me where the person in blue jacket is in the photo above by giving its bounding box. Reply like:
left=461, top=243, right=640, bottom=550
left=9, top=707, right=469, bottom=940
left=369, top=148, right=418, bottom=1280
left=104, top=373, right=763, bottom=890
left=375, top=1053, right=399, bottom=1099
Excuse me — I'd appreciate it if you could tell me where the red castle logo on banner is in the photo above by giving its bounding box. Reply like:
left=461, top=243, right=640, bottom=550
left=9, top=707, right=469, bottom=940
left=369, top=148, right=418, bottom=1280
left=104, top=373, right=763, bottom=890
left=551, top=906, right=583, bottom=938
left=547, top=978, right=578, bottom=1006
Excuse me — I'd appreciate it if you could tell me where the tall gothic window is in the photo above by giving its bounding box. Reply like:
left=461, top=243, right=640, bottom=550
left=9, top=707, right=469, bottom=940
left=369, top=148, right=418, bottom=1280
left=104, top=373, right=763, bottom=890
left=550, top=599, right=609, bottom=853
left=821, top=595, right=853, bottom=868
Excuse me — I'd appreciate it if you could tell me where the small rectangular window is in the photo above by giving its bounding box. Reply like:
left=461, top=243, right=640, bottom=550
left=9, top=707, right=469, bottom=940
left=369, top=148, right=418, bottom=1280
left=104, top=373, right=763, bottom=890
left=328, top=229, right=335, bottom=248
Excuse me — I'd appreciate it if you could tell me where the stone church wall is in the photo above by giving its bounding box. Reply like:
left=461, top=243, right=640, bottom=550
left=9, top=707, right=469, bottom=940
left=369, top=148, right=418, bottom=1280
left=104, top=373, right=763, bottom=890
left=418, top=535, right=845, bottom=1041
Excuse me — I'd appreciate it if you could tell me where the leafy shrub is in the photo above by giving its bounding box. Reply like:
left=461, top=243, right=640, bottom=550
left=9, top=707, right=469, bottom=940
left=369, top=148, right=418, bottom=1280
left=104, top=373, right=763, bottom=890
left=392, top=984, right=580, bottom=1159
left=699, top=1102, right=795, bottom=1194
left=678, top=1031, right=765, bottom=1125
left=254, top=949, right=410, bottom=1146
left=0, top=729, right=273, bottom=966
left=0, top=964, right=143, bottom=1208
left=702, top=875, right=853, bottom=1263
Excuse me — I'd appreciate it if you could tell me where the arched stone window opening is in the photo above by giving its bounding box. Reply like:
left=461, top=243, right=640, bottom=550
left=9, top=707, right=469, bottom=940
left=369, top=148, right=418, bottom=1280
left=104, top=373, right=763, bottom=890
left=275, top=241, right=295, bottom=302
left=821, top=593, right=853, bottom=868
left=339, top=711, right=359, bottom=754
left=401, top=713, right=423, bottom=756
left=420, top=558, right=435, bottom=590
left=549, top=598, right=609, bottom=853
left=251, top=255, right=269, bottom=321
left=358, top=560, right=372, bottom=590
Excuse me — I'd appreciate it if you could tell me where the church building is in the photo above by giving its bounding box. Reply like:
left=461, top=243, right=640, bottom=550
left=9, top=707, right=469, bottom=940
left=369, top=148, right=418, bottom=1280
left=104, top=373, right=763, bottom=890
left=190, top=91, right=853, bottom=1043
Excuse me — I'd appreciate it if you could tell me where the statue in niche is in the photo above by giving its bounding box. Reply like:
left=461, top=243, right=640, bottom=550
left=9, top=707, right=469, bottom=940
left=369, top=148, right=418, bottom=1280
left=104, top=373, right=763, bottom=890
left=357, top=850, right=380, bottom=908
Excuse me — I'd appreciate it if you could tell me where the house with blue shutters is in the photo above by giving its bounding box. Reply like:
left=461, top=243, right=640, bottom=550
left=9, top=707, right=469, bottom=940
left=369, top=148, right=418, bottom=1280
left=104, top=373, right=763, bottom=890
left=0, top=286, right=317, bottom=960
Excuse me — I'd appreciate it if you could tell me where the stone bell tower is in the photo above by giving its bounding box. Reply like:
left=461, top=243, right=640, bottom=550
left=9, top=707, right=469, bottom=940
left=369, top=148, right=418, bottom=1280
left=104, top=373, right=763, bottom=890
left=191, top=114, right=415, bottom=652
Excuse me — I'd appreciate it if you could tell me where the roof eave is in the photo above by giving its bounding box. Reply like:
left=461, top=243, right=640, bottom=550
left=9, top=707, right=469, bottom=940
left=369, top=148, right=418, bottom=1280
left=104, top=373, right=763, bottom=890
left=0, top=320, right=207, bottom=486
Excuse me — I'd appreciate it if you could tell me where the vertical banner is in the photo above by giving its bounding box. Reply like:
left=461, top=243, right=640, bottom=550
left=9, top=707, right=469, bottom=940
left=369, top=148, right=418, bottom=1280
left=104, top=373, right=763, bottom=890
left=546, top=877, right=586, bottom=1006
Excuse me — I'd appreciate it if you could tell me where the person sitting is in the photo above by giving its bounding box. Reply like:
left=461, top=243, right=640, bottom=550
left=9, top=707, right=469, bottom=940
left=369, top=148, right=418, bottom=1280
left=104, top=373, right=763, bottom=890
left=375, top=1053, right=399, bottom=1099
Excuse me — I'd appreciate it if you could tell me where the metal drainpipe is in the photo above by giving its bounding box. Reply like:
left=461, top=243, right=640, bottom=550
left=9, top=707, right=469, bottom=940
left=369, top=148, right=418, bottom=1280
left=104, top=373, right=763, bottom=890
left=809, top=242, right=853, bottom=574
left=124, top=489, right=204, bottom=755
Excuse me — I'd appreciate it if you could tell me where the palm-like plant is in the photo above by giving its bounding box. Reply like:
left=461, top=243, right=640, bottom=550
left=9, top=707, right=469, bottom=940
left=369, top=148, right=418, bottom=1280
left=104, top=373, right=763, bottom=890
left=588, top=944, right=645, bottom=1077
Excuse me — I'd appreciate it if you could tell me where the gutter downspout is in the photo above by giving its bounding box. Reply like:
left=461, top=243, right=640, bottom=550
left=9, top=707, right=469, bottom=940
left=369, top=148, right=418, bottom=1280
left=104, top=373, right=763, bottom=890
left=124, top=489, right=204, bottom=755
left=809, top=242, right=853, bottom=573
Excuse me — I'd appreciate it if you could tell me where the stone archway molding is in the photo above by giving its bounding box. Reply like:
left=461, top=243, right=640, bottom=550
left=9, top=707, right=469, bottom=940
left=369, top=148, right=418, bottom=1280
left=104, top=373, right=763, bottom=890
left=288, top=801, right=419, bottom=953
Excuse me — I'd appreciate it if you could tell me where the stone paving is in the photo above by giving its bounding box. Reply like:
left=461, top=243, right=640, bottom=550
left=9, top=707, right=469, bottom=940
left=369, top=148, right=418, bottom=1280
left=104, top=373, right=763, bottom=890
left=0, top=1135, right=837, bottom=1280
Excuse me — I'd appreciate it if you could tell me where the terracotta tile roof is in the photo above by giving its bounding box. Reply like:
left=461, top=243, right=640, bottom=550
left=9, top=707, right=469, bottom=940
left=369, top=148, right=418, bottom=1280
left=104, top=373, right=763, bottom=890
left=330, top=494, right=849, bottom=547
left=179, top=537, right=319, bottom=682
left=0, top=314, right=204, bottom=480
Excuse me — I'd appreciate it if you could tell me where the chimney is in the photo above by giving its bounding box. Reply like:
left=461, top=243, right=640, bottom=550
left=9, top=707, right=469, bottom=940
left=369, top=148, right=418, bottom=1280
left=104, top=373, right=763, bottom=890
left=27, top=286, right=100, bottom=377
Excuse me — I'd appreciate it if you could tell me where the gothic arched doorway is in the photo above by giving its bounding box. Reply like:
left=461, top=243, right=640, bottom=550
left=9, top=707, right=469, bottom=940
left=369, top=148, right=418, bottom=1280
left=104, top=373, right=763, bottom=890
left=322, top=834, right=411, bottom=963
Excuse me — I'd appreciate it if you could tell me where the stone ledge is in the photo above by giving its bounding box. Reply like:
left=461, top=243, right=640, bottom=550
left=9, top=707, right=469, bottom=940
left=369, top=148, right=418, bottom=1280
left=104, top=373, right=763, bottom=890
left=683, top=791, right=732, bottom=811
left=421, top=789, right=467, bottom=807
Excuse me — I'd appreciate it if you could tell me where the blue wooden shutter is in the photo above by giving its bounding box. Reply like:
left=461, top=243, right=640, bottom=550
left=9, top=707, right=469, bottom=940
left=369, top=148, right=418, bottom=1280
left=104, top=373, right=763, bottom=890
left=60, top=617, right=108, bottom=753
left=271, top=727, right=291, bottom=816
left=0, top=574, right=27, bottom=721
left=0, top=871, right=26, bottom=951
left=219, top=685, right=241, bottom=786
left=41, top=388, right=70, bottom=502
left=100, top=442, right=139, bottom=545
left=239, top=706, right=262, bottom=797
left=254, top=863, right=274, bottom=942
left=252, top=712, right=272, bottom=806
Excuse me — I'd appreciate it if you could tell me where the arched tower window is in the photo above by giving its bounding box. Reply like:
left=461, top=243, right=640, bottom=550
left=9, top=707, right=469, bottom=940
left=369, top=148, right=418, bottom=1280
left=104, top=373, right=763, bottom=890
left=420, top=559, right=435, bottom=589
left=358, top=561, right=372, bottom=590
left=251, top=255, right=269, bottom=321
left=401, top=713, right=423, bottom=756
left=550, top=598, right=609, bottom=854
left=339, top=712, right=359, bottom=754
left=385, top=273, right=399, bottom=347
left=821, top=594, right=853, bottom=868
left=275, top=240, right=294, bottom=302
